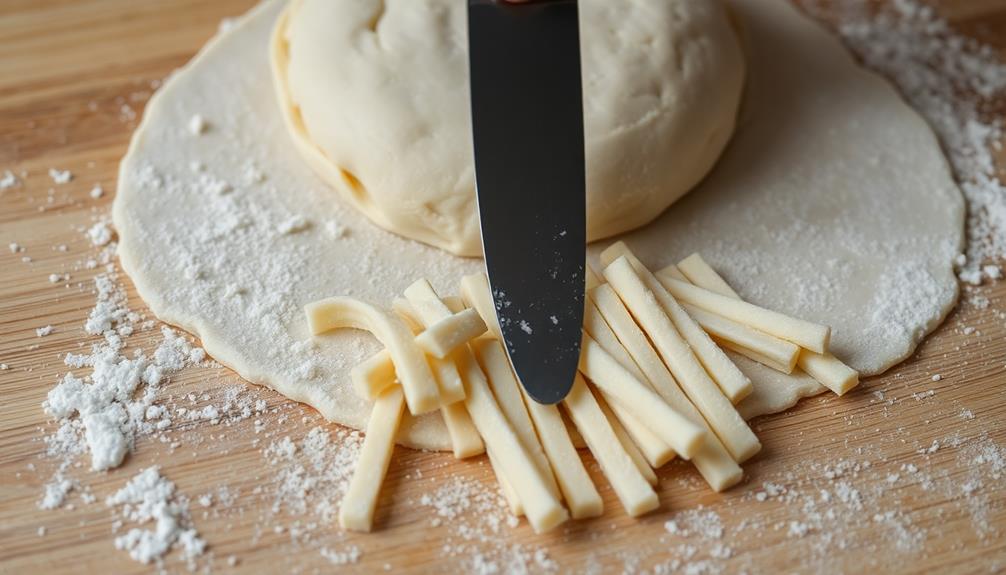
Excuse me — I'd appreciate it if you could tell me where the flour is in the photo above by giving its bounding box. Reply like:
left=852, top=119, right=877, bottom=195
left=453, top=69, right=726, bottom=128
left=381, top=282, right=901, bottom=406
left=43, top=284, right=204, bottom=472
left=320, top=545, right=362, bottom=565
left=48, top=167, right=73, bottom=184
left=38, top=470, right=75, bottom=510
left=21, top=1, right=1006, bottom=572
left=417, top=475, right=555, bottom=574
left=36, top=325, right=54, bottom=337
left=87, top=222, right=112, bottom=247
left=90, top=183, right=104, bottom=199
left=106, top=466, right=205, bottom=565
left=264, top=426, right=362, bottom=523
left=277, top=214, right=311, bottom=235
left=802, top=0, right=1006, bottom=284
left=0, top=169, right=18, bottom=190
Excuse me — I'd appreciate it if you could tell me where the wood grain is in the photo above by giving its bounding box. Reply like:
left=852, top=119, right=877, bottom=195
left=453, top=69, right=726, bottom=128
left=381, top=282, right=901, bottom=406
left=1, top=1, right=1004, bottom=573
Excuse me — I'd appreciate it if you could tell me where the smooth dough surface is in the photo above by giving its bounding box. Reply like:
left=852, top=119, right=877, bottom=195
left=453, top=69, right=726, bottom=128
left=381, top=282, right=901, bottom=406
left=114, top=0, right=963, bottom=451
left=272, top=0, right=745, bottom=256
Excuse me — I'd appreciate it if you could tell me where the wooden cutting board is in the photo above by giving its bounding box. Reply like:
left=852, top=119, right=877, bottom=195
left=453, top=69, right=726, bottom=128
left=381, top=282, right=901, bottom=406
left=1, top=1, right=1004, bottom=573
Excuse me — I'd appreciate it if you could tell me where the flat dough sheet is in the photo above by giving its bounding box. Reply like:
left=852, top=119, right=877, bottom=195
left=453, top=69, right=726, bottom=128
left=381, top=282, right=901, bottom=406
left=114, top=0, right=963, bottom=450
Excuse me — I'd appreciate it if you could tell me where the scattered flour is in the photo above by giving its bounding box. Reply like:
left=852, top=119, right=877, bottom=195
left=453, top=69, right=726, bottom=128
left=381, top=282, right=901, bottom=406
left=42, top=266, right=211, bottom=471
left=18, top=2, right=1006, bottom=573
left=106, top=467, right=205, bottom=565
left=418, top=476, right=555, bottom=574
left=1, top=169, right=19, bottom=190
left=277, top=215, right=311, bottom=235
left=48, top=168, right=73, bottom=184
left=802, top=0, right=1006, bottom=285
left=87, top=222, right=113, bottom=247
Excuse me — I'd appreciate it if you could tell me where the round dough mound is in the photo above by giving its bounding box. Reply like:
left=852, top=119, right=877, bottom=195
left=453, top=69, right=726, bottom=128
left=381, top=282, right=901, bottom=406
left=271, top=0, right=744, bottom=256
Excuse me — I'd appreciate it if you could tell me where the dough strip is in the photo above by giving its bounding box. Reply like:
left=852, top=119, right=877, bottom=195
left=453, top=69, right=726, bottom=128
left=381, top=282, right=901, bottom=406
left=601, top=257, right=761, bottom=463
left=414, top=307, right=487, bottom=358
left=658, top=276, right=830, bottom=354
left=676, top=254, right=858, bottom=395
left=306, top=297, right=440, bottom=414
left=600, top=242, right=753, bottom=403
left=583, top=298, right=676, bottom=468
left=471, top=337, right=562, bottom=500
left=589, top=282, right=742, bottom=490
left=579, top=333, right=705, bottom=459
left=564, top=375, right=660, bottom=517
left=338, top=385, right=405, bottom=532
left=403, top=279, right=568, bottom=533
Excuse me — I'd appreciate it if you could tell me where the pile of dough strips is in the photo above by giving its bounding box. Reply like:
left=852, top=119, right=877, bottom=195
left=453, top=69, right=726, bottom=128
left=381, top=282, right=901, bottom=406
left=305, top=242, right=860, bottom=533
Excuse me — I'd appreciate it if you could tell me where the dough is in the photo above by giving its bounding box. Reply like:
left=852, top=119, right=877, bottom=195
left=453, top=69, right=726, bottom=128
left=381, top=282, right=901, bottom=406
left=578, top=334, right=705, bottom=460
left=563, top=375, right=658, bottom=517
left=586, top=283, right=743, bottom=492
left=271, top=0, right=745, bottom=256
left=601, top=242, right=754, bottom=403
left=113, top=0, right=962, bottom=451
left=600, top=257, right=760, bottom=463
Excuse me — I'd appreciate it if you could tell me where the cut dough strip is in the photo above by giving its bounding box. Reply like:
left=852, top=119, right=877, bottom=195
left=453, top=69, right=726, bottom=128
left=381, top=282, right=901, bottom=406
left=676, top=253, right=738, bottom=298
left=350, top=347, right=468, bottom=409
left=661, top=263, right=793, bottom=373
left=487, top=447, right=523, bottom=516
left=339, top=385, right=405, bottom=532
left=588, top=282, right=742, bottom=491
left=594, top=394, right=658, bottom=486
left=564, top=375, right=659, bottom=517
left=414, top=307, right=487, bottom=359
left=467, top=270, right=673, bottom=469
left=406, top=279, right=568, bottom=533
left=521, top=390, right=604, bottom=518
left=460, top=273, right=503, bottom=340
left=349, top=313, right=468, bottom=406
left=600, top=242, right=753, bottom=403
left=457, top=343, right=568, bottom=532
left=504, top=357, right=606, bottom=518
left=658, top=265, right=798, bottom=373
left=428, top=352, right=467, bottom=407
left=658, top=276, right=831, bottom=354
left=675, top=254, right=858, bottom=395
left=797, top=349, right=859, bottom=395
left=578, top=332, right=706, bottom=459
left=306, top=297, right=441, bottom=414
left=393, top=307, right=469, bottom=406
left=583, top=298, right=676, bottom=468
left=681, top=302, right=799, bottom=374
left=440, top=400, right=485, bottom=459
left=472, top=337, right=562, bottom=500
left=350, top=350, right=397, bottom=400
left=600, top=257, right=761, bottom=463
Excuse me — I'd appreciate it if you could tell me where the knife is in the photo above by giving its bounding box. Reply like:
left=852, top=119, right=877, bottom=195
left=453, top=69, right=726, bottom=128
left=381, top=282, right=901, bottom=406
left=467, top=0, right=586, bottom=404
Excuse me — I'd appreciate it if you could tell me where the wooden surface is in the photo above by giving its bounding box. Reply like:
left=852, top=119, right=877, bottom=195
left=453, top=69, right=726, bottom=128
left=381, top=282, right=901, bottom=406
left=1, top=1, right=1005, bottom=573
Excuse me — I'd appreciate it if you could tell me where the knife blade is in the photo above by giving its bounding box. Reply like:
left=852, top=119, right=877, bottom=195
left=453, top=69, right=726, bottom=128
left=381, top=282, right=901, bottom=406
left=467, top=0, right=586, bottom=404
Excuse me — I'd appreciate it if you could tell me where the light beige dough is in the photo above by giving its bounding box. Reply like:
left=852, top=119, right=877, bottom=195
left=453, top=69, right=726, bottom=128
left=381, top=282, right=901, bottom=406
left=114, top=0, right=963, bottom=451
left=272, top=0, right=745, bottom=256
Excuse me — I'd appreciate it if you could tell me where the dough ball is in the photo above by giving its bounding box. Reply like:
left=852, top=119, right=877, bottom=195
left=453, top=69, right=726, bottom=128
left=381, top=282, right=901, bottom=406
left=272, top=0, right=744, bottom=256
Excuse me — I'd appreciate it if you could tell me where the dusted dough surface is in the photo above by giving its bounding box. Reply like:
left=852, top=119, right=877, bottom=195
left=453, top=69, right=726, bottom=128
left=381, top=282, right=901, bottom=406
left=114, top=0, right=962, bottom=451
left=271, top=0, right=745, bottom=256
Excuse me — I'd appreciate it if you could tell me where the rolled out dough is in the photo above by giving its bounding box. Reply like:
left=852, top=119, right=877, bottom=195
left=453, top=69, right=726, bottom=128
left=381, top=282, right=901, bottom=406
left=114, top=0, right=963, bottom=451
left=272, top=0, right=745, bottom=256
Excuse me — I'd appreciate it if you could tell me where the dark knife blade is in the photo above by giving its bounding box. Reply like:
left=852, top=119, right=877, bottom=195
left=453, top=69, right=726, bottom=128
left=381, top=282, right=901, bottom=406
left=467, top=0, right=586, bottom=404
